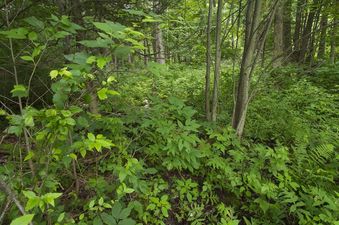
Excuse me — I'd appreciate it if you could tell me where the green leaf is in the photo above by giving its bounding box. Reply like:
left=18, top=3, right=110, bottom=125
left=23, top=190, right=37, bottom=199
left=97, top=88, right=108, bottom=100
left=0, top=28, right=29, bottom=39
left=43, top=193, right=62, bottom=207
left=119, top=218, right=136, bottom=225
left=7, top=126, right=22, bottom=136
left=89, top=200, right=95, bottom=208
left=11, top=85, right=28, bottom=98
left=93, top=216, right=103, bottom=225
left=86, top=56, right=97, bottom=64
left=24, top=151, right=35, bottom=161
left=10, top=214, right=34, bottom=225
left=28, top=31, right=38, bottom=41
left=101, top=212, right=116, bottom=225
left=99, top=197, right=104, bottom=206
left=25, top=198, right=40, bottom=211
left=93, top=21, right=126, bottom=34
left=118, top=208, right=131, bottom=219
left=87, top=133, right=96, bottom=141
left=0, top=109, right=8, bottom=116
left=111, top=202, right=123, bottom=217
left=79, top=39, right=112, bottom=48
left=65, top=117, right=76, bottom=126
left=49, top=70, right=59, bottom=79
left=24, top=115, right=34, bottom=127
left=24, top=17, right=44, bottom=29
left=57, top=213, right=65, bottom=222
left=97, top=57, right=111, bottom=69
left=21, top=55, right=34, bottom=61
left=107, top=76, right=116, bottom=83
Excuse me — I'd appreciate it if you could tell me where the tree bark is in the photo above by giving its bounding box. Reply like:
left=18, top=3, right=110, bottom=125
left=330, top=18, right=337, bottom=64
left=211, top=0, right=223, bottom=122
left=232, top=0, right=263, bottom=136
left=273, top=0, right=284, bottom=67
left=317, top=13, right=327, bottom=60
left=293, top=0, right=305, bottom=61
left=299, top=0, right=318, bottom=63
left=205, top=0, right=213, bottom=121
left=283, top=0, right=292, bottom=58
left=154, top=23, right=166, bottom=64
left=153, top=0, right=166, bottom=64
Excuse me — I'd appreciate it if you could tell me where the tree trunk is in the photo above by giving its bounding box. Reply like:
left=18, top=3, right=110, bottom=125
left=330, top=18, right=337, bottom=64
left=293, top=0, right=305, bottom=61
left=154, top=22, right=166, bottom=64
left=205, top=0, right=213, bottom=121
left=283, top=0, right=292, bottom=59
left=273, top=0, right=284, bottom=67
left=317, top=13, right=327, bottom=60
left=232, top=0, right=262, bottom=136
left=211, top=0, right=223, bottom=122
left=299, top=0, right=318, bottom=63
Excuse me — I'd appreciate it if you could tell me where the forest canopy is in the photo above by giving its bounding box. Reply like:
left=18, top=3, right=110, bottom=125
left=0, top=0, right=338, bottom=224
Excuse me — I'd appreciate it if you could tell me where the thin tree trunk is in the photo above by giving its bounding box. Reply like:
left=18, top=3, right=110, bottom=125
left=299, top=0, right=318, bottom=63
left=283, top=0, right=292, bottom=59
left=205, top=0, right=213, bottom=121
left=154, top=22, right=166, bottom=64
left=232, top=0, right=262, bottom=133
left=293, top=0, right=305, bottom=61
left=317, top=13, right=327, bottom=60
left=330, top=18, right=337, bottom=64
left=211, top=0, right=223, bottom=122
left=273, top=0, right=284, bottom=67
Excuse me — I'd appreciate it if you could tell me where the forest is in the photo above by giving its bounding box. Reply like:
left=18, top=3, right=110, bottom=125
left=0, top=0, right=338, bottom=224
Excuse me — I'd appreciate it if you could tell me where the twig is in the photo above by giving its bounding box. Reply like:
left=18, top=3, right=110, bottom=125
left=0, top=180, right=33, bottom=225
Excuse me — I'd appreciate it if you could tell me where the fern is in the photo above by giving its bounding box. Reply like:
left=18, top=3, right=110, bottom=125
left=307, top=144, right=335, bottom=166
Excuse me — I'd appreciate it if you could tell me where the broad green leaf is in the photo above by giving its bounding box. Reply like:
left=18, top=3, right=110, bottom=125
left=119, top=218, right=136, bottom=225
left=24, top=16, right=44, bottom=29
left=97, top=88, right=108, bottom=100
left=87, top=133, right=96, bottom=141
left=111, top=202, right=123, bottom=217
left=93, top=21, right=125, bottom=34
left=97, top=57, right=111, bottom=69
left=0, top=109, right=7, bottom=115
left=79, top=39, right=112, bottom=48
left=10, top=214, right=34, bottom=225
left=161, top=207, right=168, bottom=217
left=11, top=85, right=28, bottom=98
left=24, top=115, right=34, bottom=127
left=25, top=197, right=40, bottom=211
left=7, top=126, right=22, bottom=136
left=23, top=190, right=37, bottom=199
left=43, top=193, right=62, bottom=207
left=89, top=200, right=95, bottom=208
left=101, top=212, right=116, bottom=225
left=69, top=153, right=77, bottom=160
left=28, top=31, right=37, bottom=41
left=86, top=56, right=97, bottom=64
left=0, top=28, right=29, bottom=39
left=107, top=76, right=116, bottom=83
left=93, top=216, right=103, bottom=225
left=99, top=197, right=104, bottom=206
left=118, top=208, right=131, bottom=219
left=21, top=55, right=34, bottom=61
left=57, top=213, right=65, bottom=222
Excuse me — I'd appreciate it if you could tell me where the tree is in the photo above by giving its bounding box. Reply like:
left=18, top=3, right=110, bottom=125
left=273, top=0, right=284, bottom=67
left=232, top=0, right=279, bottom=137
left=211, top=0, right=223, bottom=122
left=205, top=0, right=213, bottom=120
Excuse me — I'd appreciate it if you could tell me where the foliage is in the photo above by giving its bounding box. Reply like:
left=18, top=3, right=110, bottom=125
left=0, top=1, right=338, bottom=225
